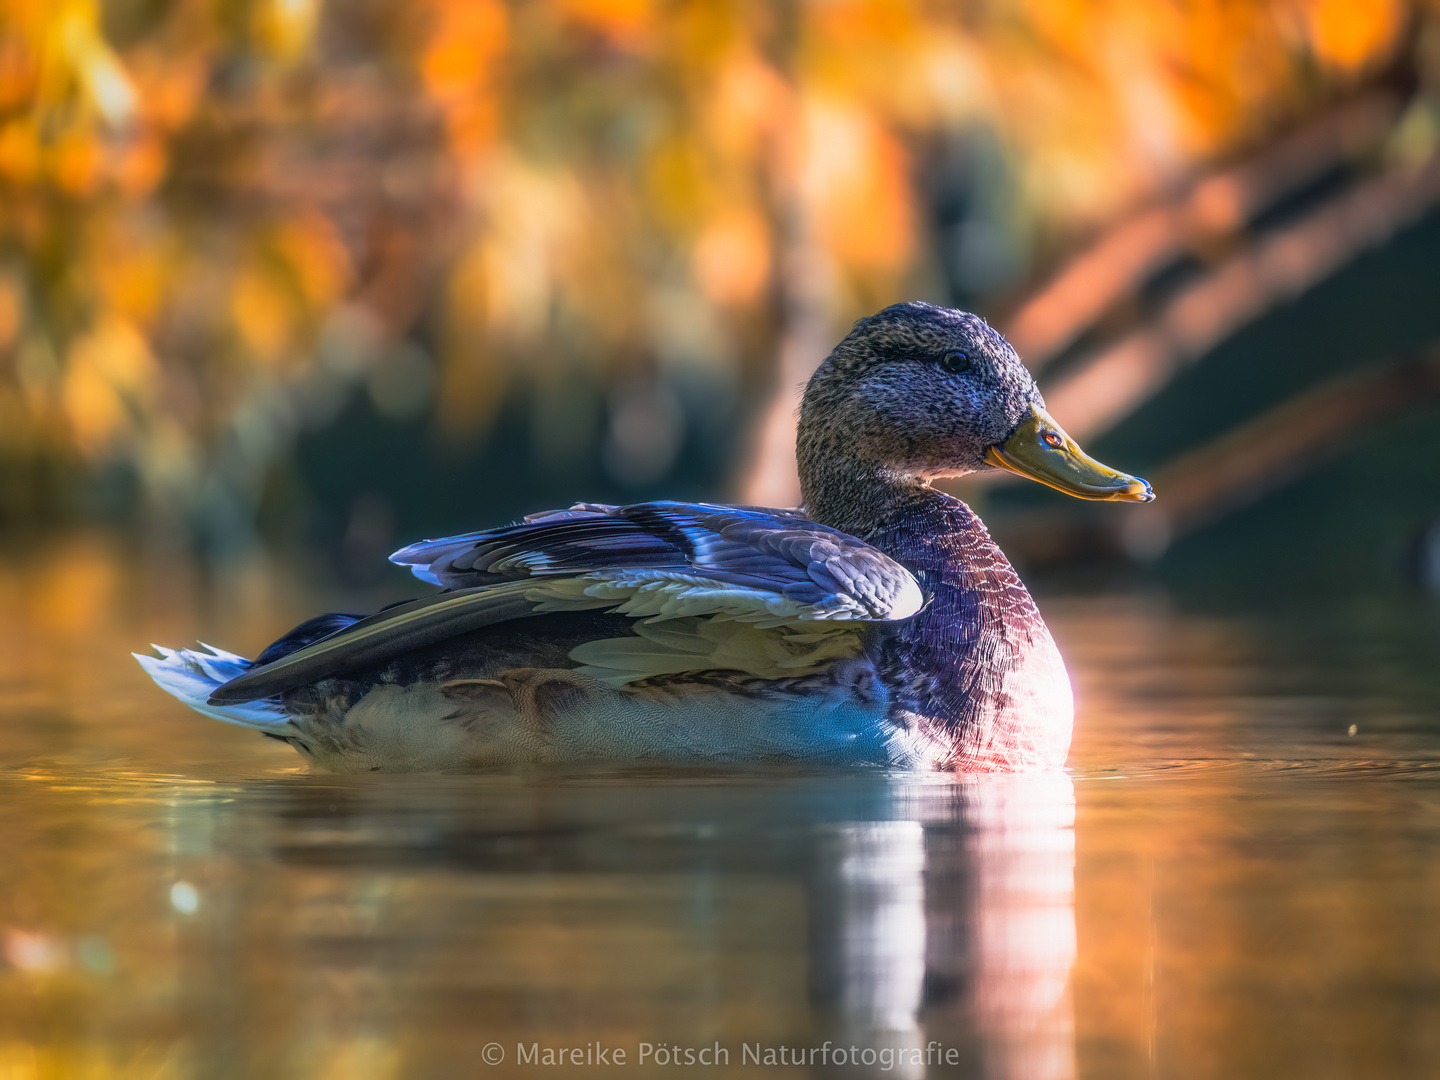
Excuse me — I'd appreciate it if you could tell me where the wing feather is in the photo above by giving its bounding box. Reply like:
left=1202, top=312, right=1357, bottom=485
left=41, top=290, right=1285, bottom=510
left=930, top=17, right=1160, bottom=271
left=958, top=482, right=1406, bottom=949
left=208, top=581, right=610, bottom=703
left=210, top=501, right=924, bottom=704
left=389, top=501, right=923, bottom=623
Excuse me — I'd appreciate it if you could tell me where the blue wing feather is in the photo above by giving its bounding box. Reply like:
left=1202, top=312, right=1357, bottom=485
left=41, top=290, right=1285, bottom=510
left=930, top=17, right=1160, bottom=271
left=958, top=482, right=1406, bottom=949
left=389, top=501, right=921, bottom=622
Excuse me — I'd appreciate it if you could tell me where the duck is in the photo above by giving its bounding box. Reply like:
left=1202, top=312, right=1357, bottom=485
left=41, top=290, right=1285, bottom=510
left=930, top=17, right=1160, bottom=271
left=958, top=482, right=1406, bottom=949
left=137, top=302, right=1153, bottom=773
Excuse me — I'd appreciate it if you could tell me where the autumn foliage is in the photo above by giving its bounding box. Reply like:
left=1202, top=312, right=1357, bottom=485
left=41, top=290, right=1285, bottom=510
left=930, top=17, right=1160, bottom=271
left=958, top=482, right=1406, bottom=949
left=0, top=0, right=1419, bottom=527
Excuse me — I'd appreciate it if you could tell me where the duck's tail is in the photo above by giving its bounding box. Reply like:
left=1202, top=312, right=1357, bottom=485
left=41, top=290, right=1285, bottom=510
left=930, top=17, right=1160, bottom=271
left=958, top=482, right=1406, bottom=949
left=133, top=644, right=292, bottom=732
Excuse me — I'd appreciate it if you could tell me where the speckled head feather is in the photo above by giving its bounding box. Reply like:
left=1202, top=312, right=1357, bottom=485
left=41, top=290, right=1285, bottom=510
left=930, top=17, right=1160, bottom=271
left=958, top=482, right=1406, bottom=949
left=797, top=302, right=1042, bottom=534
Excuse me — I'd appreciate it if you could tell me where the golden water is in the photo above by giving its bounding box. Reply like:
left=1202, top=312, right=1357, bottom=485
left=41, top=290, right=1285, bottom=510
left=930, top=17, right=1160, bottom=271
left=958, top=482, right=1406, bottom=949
left=2, top=534, right=1439, bottom=1078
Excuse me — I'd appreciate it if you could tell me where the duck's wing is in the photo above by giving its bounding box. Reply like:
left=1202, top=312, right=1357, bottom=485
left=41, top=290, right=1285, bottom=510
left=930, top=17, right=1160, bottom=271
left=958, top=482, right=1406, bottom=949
left=391, top=501, right=923, bottom=620
left=208, top=501, right=922, bottom=704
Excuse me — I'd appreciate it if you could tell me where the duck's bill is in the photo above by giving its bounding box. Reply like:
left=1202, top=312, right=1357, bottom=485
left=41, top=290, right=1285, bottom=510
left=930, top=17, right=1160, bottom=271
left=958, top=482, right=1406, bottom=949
left=985, top=404, right=1155, bottom=502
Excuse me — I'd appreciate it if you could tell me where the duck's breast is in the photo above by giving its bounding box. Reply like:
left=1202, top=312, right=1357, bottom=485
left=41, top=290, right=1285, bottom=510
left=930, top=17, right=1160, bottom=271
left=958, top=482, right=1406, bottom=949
left=864, top=492, right=1074, bottom=771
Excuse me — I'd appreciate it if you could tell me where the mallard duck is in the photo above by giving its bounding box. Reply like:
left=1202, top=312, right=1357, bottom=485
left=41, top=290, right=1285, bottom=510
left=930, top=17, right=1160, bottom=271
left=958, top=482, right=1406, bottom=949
left=137, top=303, right=1152, bottom=772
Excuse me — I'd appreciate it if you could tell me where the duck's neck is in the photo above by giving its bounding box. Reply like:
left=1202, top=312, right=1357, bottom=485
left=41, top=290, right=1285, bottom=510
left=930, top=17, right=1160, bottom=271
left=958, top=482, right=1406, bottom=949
left=797, top=446, right=932, bottom=541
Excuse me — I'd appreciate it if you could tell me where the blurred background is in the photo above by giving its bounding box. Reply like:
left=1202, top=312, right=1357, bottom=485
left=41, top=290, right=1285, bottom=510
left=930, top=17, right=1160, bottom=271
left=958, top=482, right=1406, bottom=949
left=3, top=0, right=1440, bottom=604
left=6, top=8, right=1440, bottom=1077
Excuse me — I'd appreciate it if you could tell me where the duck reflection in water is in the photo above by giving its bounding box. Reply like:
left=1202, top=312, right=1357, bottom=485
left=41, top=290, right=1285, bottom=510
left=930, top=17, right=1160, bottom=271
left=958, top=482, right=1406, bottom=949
left=138, top=304, right=1150, bottom=773
left=185, top=772, right=1074, bottom=1079
left=807, top=776, right=1075, bottom=1079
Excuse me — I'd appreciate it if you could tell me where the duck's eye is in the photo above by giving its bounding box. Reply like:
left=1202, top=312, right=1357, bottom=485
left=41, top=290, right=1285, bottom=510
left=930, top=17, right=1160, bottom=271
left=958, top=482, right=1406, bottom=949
left=1041, top=430, right=1064, bottom=449
left=941, top=350, right=970, bottom=374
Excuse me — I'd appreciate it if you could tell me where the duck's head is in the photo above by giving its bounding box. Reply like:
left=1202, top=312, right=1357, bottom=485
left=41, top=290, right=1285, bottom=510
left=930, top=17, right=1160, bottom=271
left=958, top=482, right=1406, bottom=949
left=798, top=301, right=1154, bottom=507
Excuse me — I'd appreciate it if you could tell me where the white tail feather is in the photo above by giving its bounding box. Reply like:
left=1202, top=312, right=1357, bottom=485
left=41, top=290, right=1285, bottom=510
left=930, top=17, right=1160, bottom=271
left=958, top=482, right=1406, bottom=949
left=134, top=645, right=292, bottom=732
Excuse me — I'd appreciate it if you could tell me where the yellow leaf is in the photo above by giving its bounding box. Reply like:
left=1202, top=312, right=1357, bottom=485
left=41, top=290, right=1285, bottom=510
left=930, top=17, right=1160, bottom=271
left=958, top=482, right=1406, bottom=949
left=0, top=121, right=40, bottom=184
left=1306, top=0, right=1403, bottom=73
left=232, top=268, right=294, bottom=365
left=275, top=214, right=352, bottom=312
left=61, top=318, right=156, bottom=456
left=693, top=209, right=771, bottom=307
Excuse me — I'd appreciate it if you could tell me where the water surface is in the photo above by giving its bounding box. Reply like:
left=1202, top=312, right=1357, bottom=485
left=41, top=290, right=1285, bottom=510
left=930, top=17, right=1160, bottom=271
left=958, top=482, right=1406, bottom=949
left=2, top=535, right=1439, bottom=1078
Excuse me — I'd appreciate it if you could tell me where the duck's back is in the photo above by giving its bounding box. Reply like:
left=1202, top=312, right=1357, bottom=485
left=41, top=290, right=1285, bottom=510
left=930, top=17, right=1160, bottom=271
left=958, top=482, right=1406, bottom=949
left=864, top=489, right=1073, bottom=771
